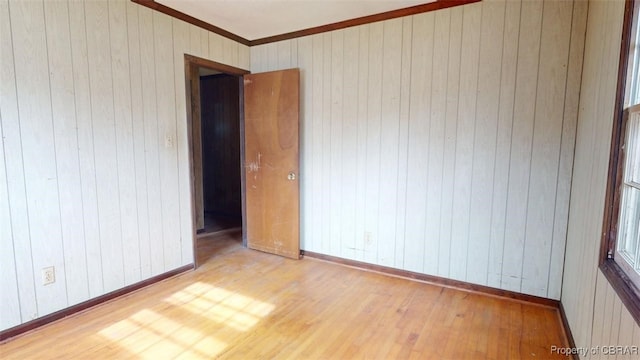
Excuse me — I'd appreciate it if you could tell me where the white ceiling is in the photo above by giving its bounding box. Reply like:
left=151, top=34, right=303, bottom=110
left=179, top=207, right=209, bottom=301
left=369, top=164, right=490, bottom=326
left=156, top=0, right=434, bottom=41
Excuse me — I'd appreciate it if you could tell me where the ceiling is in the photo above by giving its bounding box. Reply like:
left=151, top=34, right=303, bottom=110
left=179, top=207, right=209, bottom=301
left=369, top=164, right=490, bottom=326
left=155, top=0, right=434, bottom=41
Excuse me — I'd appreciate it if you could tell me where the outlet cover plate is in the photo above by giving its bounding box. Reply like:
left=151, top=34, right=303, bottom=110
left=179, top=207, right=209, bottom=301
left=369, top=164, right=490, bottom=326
left=42, top=266, right=55, bottom=285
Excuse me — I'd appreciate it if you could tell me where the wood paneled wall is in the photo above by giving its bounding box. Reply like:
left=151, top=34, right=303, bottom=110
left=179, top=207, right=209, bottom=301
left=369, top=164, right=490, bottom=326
left=562, top=0, right=640, bottom=355
left=250, top=0, right=586, bottom=300
left=0, top=0, right=249, bottom=331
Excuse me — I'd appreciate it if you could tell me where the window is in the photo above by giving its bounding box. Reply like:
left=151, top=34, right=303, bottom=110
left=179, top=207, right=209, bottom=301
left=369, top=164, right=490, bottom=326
left=615, top=106, right=640, bottom=286
left=602, top=0, right=640, bottom=323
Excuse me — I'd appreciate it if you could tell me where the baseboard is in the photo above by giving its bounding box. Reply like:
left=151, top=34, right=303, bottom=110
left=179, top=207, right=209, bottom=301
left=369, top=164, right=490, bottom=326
left=302, top=250, right=559, bottom=308
left=302, top=250, right=584, bottom=355
left=558, top=301, right=579, bottom=360
left=2, top=252, right=578, bottom=351
left=0, top=264, right=194, bottom=343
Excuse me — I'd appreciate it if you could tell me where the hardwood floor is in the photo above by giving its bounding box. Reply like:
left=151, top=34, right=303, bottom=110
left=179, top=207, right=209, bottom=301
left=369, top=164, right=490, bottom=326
left=0, top=230, right=570, bottom=359
left=196, top=213, right=242, bottom=236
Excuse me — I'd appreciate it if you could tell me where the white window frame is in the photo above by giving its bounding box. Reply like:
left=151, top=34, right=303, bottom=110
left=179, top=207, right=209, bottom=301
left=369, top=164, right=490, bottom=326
left=616, top=105, right=640, bottom=288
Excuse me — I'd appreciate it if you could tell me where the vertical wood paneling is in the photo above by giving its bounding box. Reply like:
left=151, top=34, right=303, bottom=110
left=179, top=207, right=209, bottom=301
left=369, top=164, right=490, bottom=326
left=378, top=19, right=402, bottom=267
left=404, top=12, right=433, bottom=273
left=449, top=3, right=481, bottom=281
left=330, top=31, right=343, bottom=256
left=601, top=277, right=615, bottom=356
left=223, top=37, right=237, bottom=66
left=252, top=0, right=586, bottom=300
left=618, top=306, right=636, bottom=355
left=562, top=0, right=613, bottom=348
left=548, top=0, right=587, bottom=300
left=208, top=32, right=222, bottom=63
left=354, top=25, right=369, bottom=262
left=340, top=28, right=358, bottom=260
left=466, top=0, right=504, bottom=285
left=488, top=0, right=521, bottom=290
left=438, top=7, right=463, bottom=278
left=265, top=42, right=278, bottom=69
left=363, top=22, right=383, bottom=264
left=239, top=44, right=250, bottom=70
left=321, top=33, right=332, bottom=254
left=108, top=0, right=140, bottom=286
left=44, top=0, right=89, bottom=304
left=277, top=40, right=292, bottom=68
left=297, top=36, right=313, bottom=251
left=589, top=272, right=640, bottom=360
left=172, top=18, right=193, bottom=265
left=139, top=7, right=163, bottom=277
left=609, top=295, right=622, bottom=349
left=425, top=10, right=449, bottom=275
left=68, top=0, right=103, bottom=298
left=394, top=17, right=413, bottom=267
left=0, top=116, right=20, bottom=329
left=590, top=273, right=608, bottom=360
left=290, top=39, right=298, bottom=67
left=310, top=34, right=323, bottom=254
left=562, top=0, right=640, bottom=356
left=250, top=43, right=264, bottom=73
left=154, top=12, right=181, bottom=271
left=501, top=0, right=543, bottom=292
left=126, top=0, right=150, bottom=282
left=199, top=28, right=208, bottom=59
left=0, top=0, right=21, bottom=327
left=521, top=0, right=573, bottom=296
left=11, top=0, right=68, bottom=316
left=1, top=0, right=37, bottom=325
left=85, top=0, right=124, bottom=293
left=188, top=24, right=200, bottom=58
left=2, top=0, right=248, bottom=332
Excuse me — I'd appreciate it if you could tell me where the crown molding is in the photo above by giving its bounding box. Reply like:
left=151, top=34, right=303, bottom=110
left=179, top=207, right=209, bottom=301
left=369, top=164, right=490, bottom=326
left=131, top=0, right=252, bottom=46
left=251, top=0, right=481, bottom=45
left=131, top=0, right=481, bottom=47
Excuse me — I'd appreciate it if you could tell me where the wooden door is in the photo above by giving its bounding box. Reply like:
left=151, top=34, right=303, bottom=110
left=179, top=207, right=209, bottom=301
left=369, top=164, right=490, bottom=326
left=244, top=69, right=300, bottom=259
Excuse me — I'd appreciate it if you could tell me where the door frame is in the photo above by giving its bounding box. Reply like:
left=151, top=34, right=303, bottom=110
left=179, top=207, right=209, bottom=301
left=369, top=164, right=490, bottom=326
left=184, top=54, right=249, bottom=268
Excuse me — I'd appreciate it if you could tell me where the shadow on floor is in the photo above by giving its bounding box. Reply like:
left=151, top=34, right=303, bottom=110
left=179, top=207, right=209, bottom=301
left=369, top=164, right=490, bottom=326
left=197, top=213, right=241, bottom=237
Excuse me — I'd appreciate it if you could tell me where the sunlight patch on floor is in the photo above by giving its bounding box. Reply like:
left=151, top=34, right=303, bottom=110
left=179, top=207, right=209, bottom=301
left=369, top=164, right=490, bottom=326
left=98, top=282, right=275, bottom=358
left=164, top=282, right=275, bottom=331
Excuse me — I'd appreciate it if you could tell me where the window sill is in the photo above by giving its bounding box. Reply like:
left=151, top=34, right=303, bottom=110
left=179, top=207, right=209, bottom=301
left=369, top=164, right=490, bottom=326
left=600, top=259, right=640, bottom=325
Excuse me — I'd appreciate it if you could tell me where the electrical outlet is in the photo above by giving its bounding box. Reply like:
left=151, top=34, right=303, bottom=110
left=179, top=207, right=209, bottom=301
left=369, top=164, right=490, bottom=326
left=164, top=134, right=174, bottom=148
left=42, top=266, right=55, bottom=285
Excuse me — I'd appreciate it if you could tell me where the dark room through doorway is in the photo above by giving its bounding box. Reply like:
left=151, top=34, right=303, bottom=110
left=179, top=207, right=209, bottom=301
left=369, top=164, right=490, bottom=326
left=195, top=68, right=242, bottom=236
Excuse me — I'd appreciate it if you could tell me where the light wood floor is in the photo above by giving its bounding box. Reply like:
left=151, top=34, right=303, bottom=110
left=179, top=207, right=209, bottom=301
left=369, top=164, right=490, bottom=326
left=1, top=230, right=570, bottom=359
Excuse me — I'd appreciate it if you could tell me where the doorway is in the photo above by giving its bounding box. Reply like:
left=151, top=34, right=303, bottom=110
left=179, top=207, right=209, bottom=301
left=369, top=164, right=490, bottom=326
left=186, top=55, right=301, bottom=267
left=184, top=55, right=249, bottom=267
left=199, top=73, right=241, bottom=233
